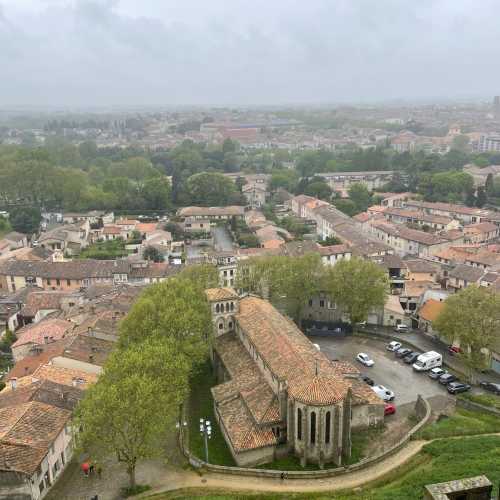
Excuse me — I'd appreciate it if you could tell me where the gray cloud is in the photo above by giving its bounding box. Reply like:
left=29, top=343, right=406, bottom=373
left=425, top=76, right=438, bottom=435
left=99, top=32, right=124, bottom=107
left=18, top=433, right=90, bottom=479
left=1, top=0, right=499, bottom=106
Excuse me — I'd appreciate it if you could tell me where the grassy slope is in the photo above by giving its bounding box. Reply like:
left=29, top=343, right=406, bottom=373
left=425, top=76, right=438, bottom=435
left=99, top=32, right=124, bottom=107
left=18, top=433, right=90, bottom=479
left=149, top=435, right=500, bottom=500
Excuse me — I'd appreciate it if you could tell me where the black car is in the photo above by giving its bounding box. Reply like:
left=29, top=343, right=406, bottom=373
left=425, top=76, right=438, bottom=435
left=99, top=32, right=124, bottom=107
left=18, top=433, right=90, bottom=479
left=439, top=373, right=457, bottom=385
left=479, top=381, right=500, bottom=395
left=396, top=348, right=412, bottom=358
left=403, top=352, right=420, bottom=364
left=361, top=374, right=374, bottom=386
left=447, top=382, right=471, bottom=394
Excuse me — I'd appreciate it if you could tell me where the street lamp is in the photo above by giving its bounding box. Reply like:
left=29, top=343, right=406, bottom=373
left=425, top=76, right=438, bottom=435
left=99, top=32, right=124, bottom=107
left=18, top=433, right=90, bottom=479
left=199, top=418, right=212, bottom=463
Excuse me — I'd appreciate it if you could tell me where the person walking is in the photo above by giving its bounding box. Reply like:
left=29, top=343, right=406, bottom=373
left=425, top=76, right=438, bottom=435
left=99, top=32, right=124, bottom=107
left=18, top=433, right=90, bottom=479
left=81, top=462, right=90, bottom=477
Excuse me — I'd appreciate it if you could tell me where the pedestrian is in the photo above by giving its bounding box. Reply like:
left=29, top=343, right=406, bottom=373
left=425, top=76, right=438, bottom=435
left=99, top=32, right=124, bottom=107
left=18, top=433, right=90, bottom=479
left=81, top=462, right=89, bottom=477
left=89, top=462, right=95, bottom=475
left=280, top=472, right=285, bottom=482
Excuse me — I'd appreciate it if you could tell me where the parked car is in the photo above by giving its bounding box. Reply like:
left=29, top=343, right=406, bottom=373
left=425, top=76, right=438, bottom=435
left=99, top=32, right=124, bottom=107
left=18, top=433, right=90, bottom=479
left=479, top=381, right=500, bottom=395
left=448, top=345, right=462, bottom=356
left=439, top=373, right=457, bottom=385
left=372, top=384, right=395, bottom=402
left=413, top=351, right=442, bottom=372
left=394, top=324, right=409, bottom=333
left=447, top=382, right=471, bottom=394
left=428, top=367, right=446, bottom=380
left=403, top=352, right=420, bottom=364
left=384, top=403, right=396, bottom=416
left=356, top=353, right=374, bottom=367
left=361, top=374, right=374, bottom=386
left=396, top=348, right=412, bottom=358
left=386, top=341, right=402, bottom=352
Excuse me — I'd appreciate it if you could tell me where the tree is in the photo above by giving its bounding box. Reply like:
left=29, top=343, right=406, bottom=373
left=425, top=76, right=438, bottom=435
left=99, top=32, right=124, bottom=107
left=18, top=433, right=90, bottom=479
left=178, top=264, right=219, bottom=289
left=270, top=171, right=299, bottom=192
left=76, top=339, right=190, bottom=489
left=348, top=183, right=372, bottom=213
left=332, top=198, right=357, bottom=217
left=118, top=277, right=212, bottom=369
left=324, top=257, right=389, bottom=325
left=222, top=138, right=238, bottom=155
left=141, top=177, right=171, bottom=210
left=237, top=254, right=323, bottom=325
left=433, top=286, right=500, bottom=381
left=143, top=246, right=164, bottom=263
left=186, top=172, right=237, bottom=206
left=451, top=134, right=470, bottom=153
left=304, top=181, right=332, bottom=201
left=485, top=173, right=494, bottom=196
left=9, top=207, right=41, bottom=234
left=476, top=186, right=487, bottom=208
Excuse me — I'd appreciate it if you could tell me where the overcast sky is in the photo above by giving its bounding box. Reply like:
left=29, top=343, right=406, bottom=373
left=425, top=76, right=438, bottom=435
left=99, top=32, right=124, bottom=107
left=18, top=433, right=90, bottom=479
left=1, top=0, right=499, bottom=107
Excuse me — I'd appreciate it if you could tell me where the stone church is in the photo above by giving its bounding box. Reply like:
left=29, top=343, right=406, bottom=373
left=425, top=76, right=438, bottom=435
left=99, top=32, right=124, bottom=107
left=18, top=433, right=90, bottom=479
left=205, top=288, right=384, bottom=468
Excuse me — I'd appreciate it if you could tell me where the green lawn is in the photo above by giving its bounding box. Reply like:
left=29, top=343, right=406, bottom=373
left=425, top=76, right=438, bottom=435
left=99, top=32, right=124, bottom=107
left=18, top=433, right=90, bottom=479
left=188, top=362, right=235, bottom=466
left=78, top=239, right=129, bottom=259
left=460, top=393, right=500, bottom=411
left=149, top=435, right=500, bottom=500
left=416, top=408, right=500, bottom=440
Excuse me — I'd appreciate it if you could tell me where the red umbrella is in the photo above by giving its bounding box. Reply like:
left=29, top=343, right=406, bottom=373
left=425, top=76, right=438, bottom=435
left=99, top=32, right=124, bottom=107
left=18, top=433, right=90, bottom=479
left=81, top=462, right=90, bottom=474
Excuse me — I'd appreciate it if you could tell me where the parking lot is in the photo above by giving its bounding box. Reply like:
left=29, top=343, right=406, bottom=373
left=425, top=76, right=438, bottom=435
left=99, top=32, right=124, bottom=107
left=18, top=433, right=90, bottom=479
left=312, top=335, right=452, bottom=406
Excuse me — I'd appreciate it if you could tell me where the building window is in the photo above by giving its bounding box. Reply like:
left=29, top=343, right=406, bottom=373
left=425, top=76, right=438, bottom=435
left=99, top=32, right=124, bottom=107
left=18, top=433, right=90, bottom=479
left=56, top=279, right=60, bottom=286
left=297, top=408, right=302, bottom=440
left=228, top=322, right=233, bottom=329
left=319, top=300, right=325, bottom=308
left=66, top=280, right=71, bottom=286
left=310, top=412, right=316, bottom=444
left=226, top=302, right=230, bottom=312
left=325, top=411, right=331, bottom=444
left=230, top=302, right=234, bottom=311
left=218, top=322, right=223, bottom=330
left=47, top=279, right=51, bottom=285
left=308, top=299, right=313, bottom=306
left=215, top=304, right=220, bottom=313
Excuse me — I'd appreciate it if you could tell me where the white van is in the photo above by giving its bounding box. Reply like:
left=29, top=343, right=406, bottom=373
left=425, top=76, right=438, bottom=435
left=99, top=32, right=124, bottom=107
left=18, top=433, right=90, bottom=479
left=412, top=351, right=442, bottom=372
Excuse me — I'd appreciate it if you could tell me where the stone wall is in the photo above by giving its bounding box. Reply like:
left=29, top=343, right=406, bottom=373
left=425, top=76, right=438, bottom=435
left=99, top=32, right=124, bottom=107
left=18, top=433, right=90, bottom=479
left=457, top=397, right=500, bottom=417
left=181, top=396, right=432, bottom=480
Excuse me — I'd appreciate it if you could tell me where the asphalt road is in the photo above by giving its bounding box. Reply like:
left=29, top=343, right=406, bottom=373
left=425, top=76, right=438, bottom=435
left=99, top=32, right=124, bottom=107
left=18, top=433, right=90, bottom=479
left=213, top=225, right=234, bottom=252
left=312, top=335, right=452, bottom=406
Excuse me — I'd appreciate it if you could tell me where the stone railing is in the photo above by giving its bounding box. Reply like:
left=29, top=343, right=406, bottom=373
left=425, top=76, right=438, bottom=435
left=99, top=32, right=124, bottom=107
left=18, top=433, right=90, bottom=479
left=180, top=396, right=431, bottom=479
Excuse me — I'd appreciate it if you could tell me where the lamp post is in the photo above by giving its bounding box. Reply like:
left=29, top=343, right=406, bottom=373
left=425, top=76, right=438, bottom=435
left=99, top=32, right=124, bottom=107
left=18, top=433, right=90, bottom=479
left=199, top=418, right=212, bottom=463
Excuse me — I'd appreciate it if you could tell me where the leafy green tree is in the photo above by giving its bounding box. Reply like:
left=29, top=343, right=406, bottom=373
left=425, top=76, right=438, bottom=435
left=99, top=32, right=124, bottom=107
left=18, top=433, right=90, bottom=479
left=485, top=173, right=494, bottom=196
left=348, top=183, right=372, bottom=213
left=451, top=134, right=470, bottom=153
left=433, top=286, right=500, bottom=381
left=332, top=198, right=357, bottom=217
left=143, top=246, right=164, bottom=263
left=237, top=254, right=323, bottom=325
left=222, top=138, right=238, bottom=155
left=270, top=171, right=299, bottom=192
left=186, top=172, right=238, bottom=206
left=9, top=207, right=41, bottom=234
left=118, top=278, right=212, bottom=368
left=141, top=177, right=171, bottom=210
left=178, top=264, right=219, bottom=289
left=476, top=186, right=487, bottom=208
left=75, top=339, right=190, bottom=489
left=304, top=181, right=332, bottom=200
left=324, top=257, right=389, bottom=325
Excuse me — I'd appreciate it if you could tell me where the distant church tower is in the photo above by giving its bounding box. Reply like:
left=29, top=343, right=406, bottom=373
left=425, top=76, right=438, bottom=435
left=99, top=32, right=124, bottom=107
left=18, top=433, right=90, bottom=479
left=205, top=288, right=240, bottom=337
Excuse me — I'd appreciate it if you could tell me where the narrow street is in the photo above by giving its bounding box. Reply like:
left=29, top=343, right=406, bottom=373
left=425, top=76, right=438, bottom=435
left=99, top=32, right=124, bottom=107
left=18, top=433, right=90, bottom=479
left=212, top=225, right=234, bottom=252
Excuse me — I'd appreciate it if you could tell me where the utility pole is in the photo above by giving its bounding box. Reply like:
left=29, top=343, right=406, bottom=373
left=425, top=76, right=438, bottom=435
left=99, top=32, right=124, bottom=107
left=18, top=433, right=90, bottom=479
left=199, top=418, right=212, bottom=463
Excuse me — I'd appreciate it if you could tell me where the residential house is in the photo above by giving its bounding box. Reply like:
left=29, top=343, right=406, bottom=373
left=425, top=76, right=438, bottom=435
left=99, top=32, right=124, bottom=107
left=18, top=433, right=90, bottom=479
left=463, top=222, right=499, bottom=244
left=383, top=295, right=409, bottom=327
left=39, top=221, right=90, bottom=255
left=242, top=183, right=268, bottom=208
left=416, top=299, right=446, bottom=335
left=177, top=206, right=245, bottom=221
left=1, top=232, right=28, bottom=251
left=382, top=207, right=459, bottom=231
left=0, top=401, right=73, bottom=500
left=404, top=259, right=440, bottom=282
left=447, top=264, right=485, bottom=291
left=11, top=318, right=75, bottom=362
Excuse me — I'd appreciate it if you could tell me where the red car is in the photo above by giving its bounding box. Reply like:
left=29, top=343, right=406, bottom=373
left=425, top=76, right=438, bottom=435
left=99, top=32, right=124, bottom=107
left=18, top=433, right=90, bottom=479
left=384, top=403, right=396, bottom=416
left=448, top=345, right=461, bottom=355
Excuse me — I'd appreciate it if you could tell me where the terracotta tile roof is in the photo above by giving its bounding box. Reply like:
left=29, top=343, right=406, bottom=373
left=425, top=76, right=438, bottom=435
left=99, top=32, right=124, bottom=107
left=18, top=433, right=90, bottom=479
left=12, top=319, right=74, bottom=349
left=289, top=375, right=348, bottom=405
left=449, top=264, right=484, bottom=282
left=464, top=222, right=498, bottom=234
left=205, top=287, right=239, bottom=302
left=404, top=259, right=440, bottom=274
left=136, top=222, right=158, bottom=233
left=215, top=395, right=277, bottom=452
left=419, top=299, right=445, bottom=322
left=20, top=291, right=71, bottom=317
left=6, top=340, right=69, bottom=380
left=318, top=244, right=351, bottom=256
left=178, top=206, right=245, bottom=217
left=0, top=401, right=71, bottom=475
left=353, top=212, right=371, bottom=222
left=102, top=225, right=122, bottom=235
left=61, top=334, right=113, bottom=366
left=212, top=334, right=280, bottom=425
left=31, top=364, right=98, bottom=389
left=236, top=296, right=350, bottom=405
left=115, top=219, right=138, bottom=226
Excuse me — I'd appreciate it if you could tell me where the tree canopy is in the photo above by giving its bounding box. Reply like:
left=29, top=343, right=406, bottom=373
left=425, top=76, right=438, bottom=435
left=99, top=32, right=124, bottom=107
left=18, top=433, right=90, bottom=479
left=433, top=286, right=500, bottom=380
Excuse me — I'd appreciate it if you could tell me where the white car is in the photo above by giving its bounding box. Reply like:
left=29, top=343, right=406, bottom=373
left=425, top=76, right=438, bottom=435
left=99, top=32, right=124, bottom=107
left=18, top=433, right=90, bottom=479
left=386, top=341, right=402, bottom=352
left=372, top=384, right=395, bottom=401
left=356, top=353, right=374, bottom=367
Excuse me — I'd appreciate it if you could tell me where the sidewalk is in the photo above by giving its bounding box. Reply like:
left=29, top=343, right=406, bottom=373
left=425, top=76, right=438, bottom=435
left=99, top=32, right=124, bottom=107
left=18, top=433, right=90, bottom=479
left=360, top=325, right=500, bottom=385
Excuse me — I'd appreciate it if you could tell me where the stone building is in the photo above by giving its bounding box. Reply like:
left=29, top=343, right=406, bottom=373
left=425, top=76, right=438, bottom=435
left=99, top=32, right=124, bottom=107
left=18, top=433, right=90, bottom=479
left=205, top=288, right=383, bottom=467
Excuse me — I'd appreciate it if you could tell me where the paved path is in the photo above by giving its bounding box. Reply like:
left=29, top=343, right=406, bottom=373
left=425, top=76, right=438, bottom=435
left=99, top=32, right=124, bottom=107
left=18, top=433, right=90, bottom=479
left=138, top=440, right=427, bottom=497
left=212, top=226, right=234, bottom=252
